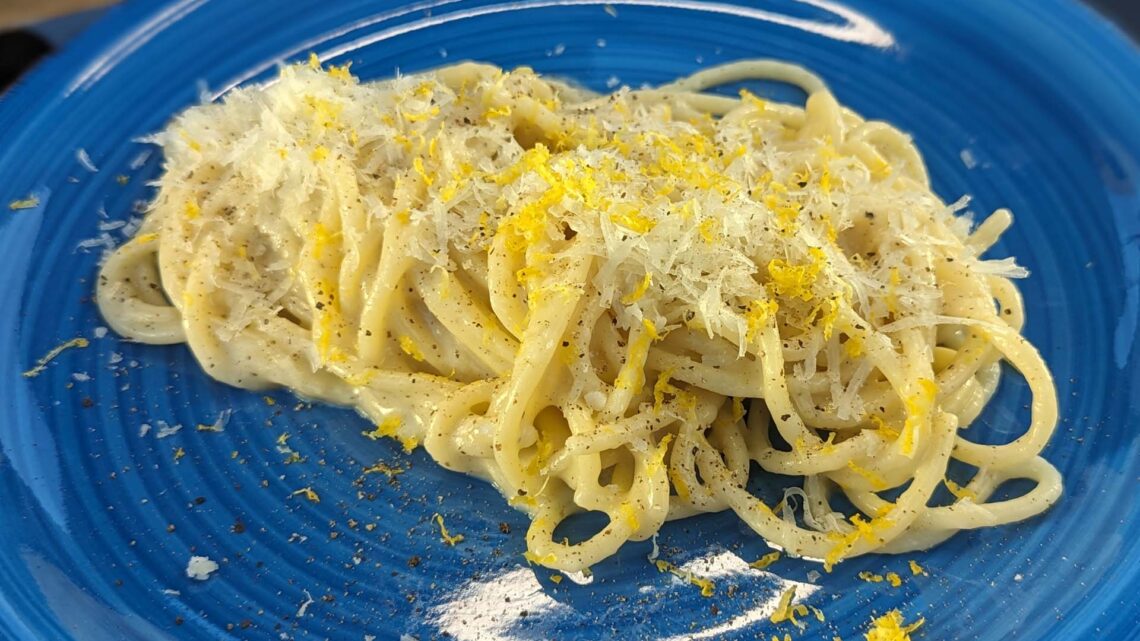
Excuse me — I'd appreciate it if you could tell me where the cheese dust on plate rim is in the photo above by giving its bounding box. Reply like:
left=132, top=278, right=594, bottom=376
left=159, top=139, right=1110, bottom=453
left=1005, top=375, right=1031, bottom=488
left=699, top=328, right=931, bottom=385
left=96, top=57, right=1062, bottom=574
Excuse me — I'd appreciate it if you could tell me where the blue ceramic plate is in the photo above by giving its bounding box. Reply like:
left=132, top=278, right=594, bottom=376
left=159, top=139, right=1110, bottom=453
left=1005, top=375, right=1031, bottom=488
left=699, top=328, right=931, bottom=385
left=2, top=1, right=1139, bottom=639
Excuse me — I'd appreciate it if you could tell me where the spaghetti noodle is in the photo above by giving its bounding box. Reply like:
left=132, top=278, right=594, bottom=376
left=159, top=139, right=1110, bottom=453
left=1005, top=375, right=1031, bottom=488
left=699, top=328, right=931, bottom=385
left=97, top=58, right=1061, bottom=572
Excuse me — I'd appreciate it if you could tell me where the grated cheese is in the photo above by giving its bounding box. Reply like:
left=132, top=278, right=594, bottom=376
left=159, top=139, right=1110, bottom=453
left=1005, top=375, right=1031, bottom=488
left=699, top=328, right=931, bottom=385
left=142, top=61, right=992, bottom=384
left=186, top=555, right=218, bottom=581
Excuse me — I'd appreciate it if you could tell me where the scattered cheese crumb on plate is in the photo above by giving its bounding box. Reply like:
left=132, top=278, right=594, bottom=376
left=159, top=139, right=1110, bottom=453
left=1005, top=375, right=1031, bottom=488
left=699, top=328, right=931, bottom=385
left=186, top=555, right=218, bottom=581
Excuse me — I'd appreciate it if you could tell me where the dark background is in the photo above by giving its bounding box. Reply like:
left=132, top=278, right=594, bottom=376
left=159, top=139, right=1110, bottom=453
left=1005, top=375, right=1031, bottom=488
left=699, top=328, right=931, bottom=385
left=1, top=1, right=1139, bottom=91
left=1088, top=0, right=1140, bottom=39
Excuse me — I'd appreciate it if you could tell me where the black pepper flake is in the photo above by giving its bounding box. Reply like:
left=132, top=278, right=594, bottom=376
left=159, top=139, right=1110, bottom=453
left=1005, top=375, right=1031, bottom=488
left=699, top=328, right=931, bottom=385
left=779, top=414, right=792, bottom=422
left=231, top=519, right=246, bottom=534
left=174, top=617, right=185, bottom=626
left=81, top=397, right=94, bottom=408
left=499, top=522, right=511, bottom=534
left=194, top=496, right=207, bottom=505
left=408, top=555, right=421, bottom=568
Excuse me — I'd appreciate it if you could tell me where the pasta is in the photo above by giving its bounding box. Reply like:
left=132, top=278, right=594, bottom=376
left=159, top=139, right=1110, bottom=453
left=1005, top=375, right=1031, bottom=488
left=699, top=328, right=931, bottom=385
left=96, top=57, right=1062, bottom=572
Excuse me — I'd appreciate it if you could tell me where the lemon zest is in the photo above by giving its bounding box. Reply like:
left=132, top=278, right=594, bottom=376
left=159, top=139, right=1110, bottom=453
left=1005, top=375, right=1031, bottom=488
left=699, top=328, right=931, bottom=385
left=292, top=487, right=320, bottom=503
left=433, top=513, right=465, bottom=545
left=23, top=337, right=89, bottom=378
left=749, top=551, right=781, bottom=570
left=8, top=196, right=39, bottom=210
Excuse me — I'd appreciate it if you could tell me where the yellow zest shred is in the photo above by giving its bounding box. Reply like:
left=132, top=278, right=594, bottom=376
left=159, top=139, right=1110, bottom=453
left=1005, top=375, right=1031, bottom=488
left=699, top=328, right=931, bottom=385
left=847, top=460, right=888, bottom=490
left=769, top=586, right=797, bottom=623
left=404, top=106, right=441, bottom=123
left=362, top=415, right=418, bottom=452
left=745, top=298, right=779, bottom=343
left=642, top=318, right=662, bottom=340
left=900, top=378, right=938, bottom=456
left=8, top=196, right=39, bottom=210
left=739, top=88, right=766, bottom=110
left=398, top=335, right=426, bottom=361
left=869, top=414, right=900, bottom=440
left=885, top=572, right=902, bottom=588
left=731, top=396, right=746, bottom=423
left=610, top=205, right=657, bottom=234
left=789, top=604, right=810, bottom=626
left=944, top=478, right=977, bottom=501
left=485, top=105, right=512, bottom=119
left=172, top=447, right=186, bottom=462
left=885, top=266, right=901, bottom=316
left=617, top=502, right=640, bottom=531
left=327, top=62, right=353, bottom=81
left=698, top=218, right=717, bottom=243
left=766, top=247, right=826, bottom=302
left=863, top=610, right=924, bottom=641
left=824, top=510, right=894, bottom=572
left=668, top=466, right=691, bottom=502
left=648, top=433, right=674, bottom=476
left=621, top=272, right=653, bottom=305
left=362, top=462, right=405, bottom=477
left=292, top=487, right=320, bottom=503
left=908, top=560, right=927, bottom=576
left=433, top=513, right=465, bottom=545
left=749, top=551, right=781, bottom=570
left=550, top=574, right=563, bottom=584
left=179, top=129, right=201, bottom=151
left=523, top=550, right=557, bottom=565
left=23, top=337, right=89, bottom=378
